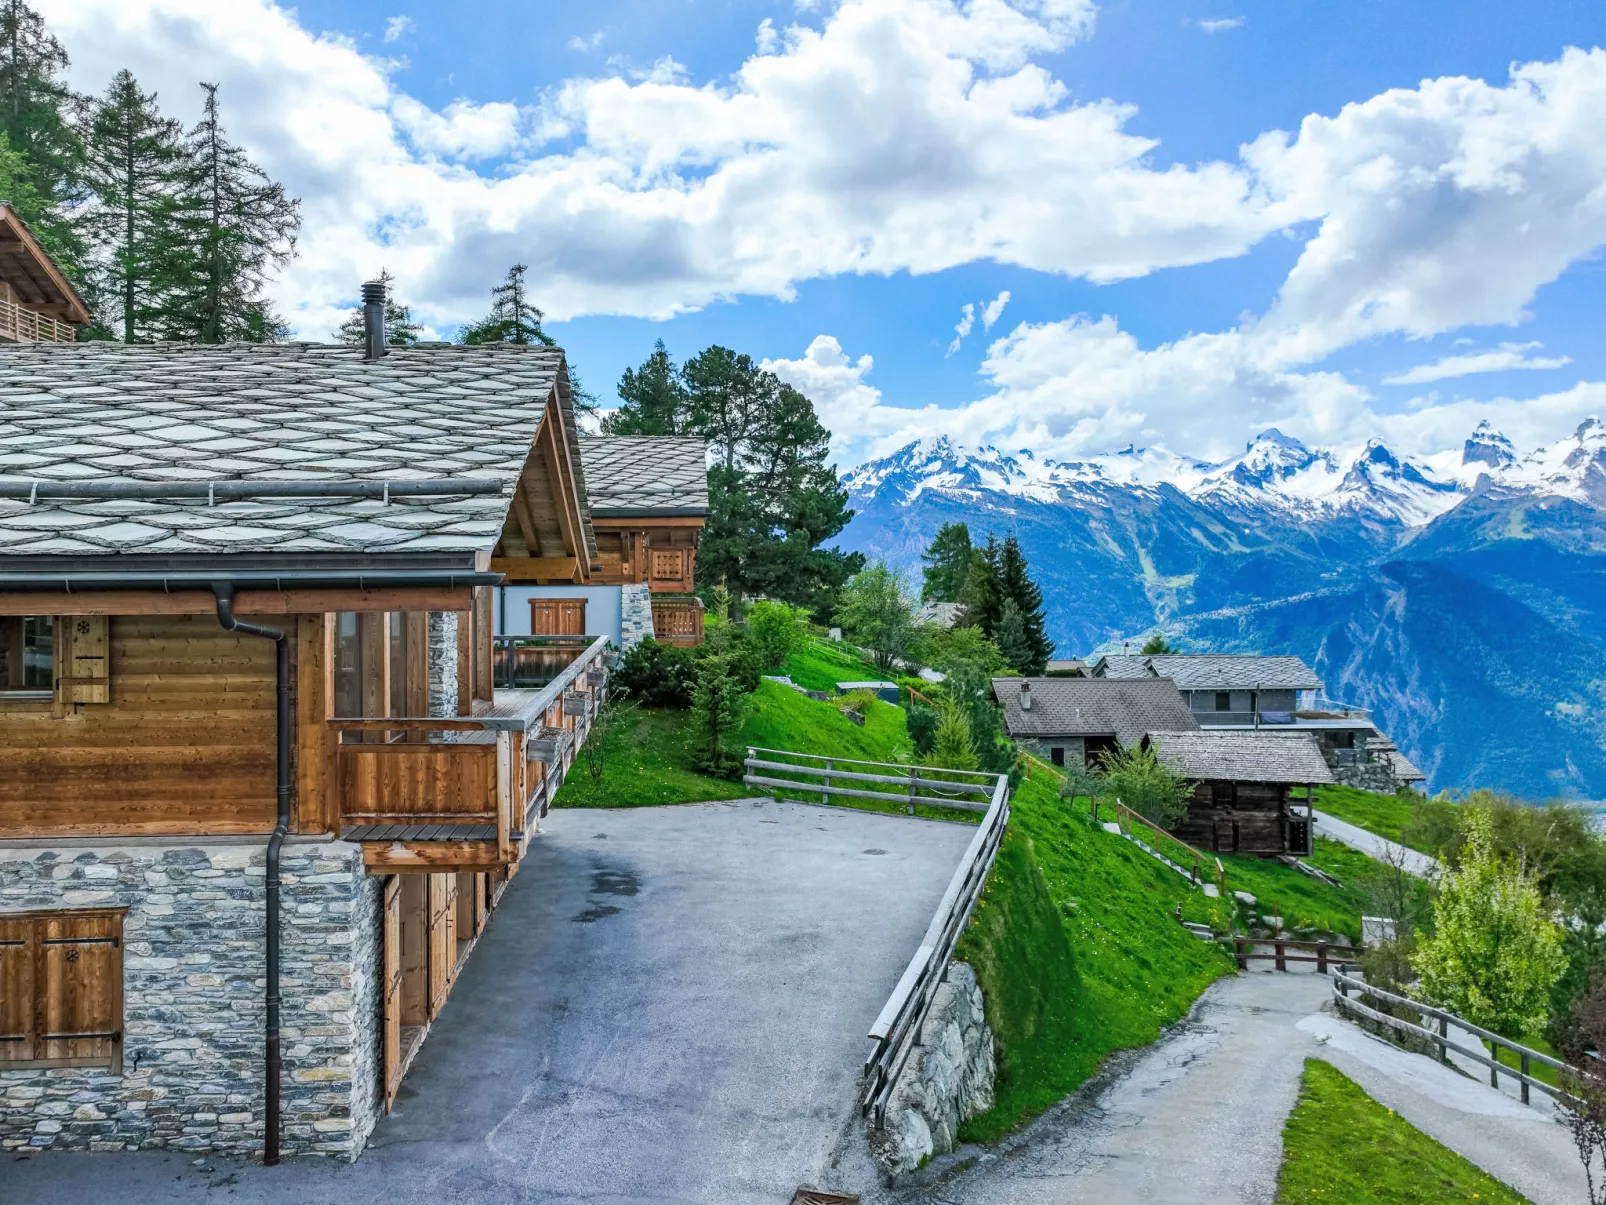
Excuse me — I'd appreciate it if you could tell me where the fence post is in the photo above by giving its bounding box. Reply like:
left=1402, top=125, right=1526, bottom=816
left=1234, top=939, right=1246, bottom=971
left=908, top=767, right=918, bottom=816
left=1438, top=1015, right=1448, bottom=1063
left=1490, top=1041, right=1499, bottom=1090
left=1337, top=969, right=1348, bottom=998
left=823, top=757, right=833, bottom=807
left=1520, top=1052, right=1530, bottom=1105
left=1317, top=942, right=1328, bottom=975
left=1192, top=854, right=1200, bottom=885
left=1275, top=941, right=1286, bottom=973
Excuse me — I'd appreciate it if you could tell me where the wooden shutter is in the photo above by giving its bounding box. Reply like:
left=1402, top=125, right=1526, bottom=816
left=56, top=614, right=110, bottom=705
left=649, top=549, right=684, bottom=583
left=529, top=599, right=585, bottom=636
left=382, top=876, right=403, bottom=1111
left=0, top=914, right=34, bottom=1064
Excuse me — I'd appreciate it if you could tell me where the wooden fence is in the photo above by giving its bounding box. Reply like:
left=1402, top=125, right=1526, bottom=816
left=1331, top=968, right=1576, bottom=1107
left=1222, top=937, right=1360, bottom=973
left=743, top=748, right=999, bottom=814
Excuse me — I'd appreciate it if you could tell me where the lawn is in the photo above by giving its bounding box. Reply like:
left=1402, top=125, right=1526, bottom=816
left=1276, top=1059, right=1531, bottom=1204
left=777, top=636, right=890, bottom=693
left=1315, top=784, right=1435, bottom=854
left=956, top=772, right=1235, bottom=1141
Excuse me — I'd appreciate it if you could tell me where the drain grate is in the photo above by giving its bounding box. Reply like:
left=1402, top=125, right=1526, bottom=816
left=791, top=1192, right=860, bottom=1205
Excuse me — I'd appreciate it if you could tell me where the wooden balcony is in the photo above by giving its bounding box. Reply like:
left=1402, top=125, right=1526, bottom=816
left=651, top=597, right=704, bottom=647
left=330, top=635, right=611, bottom=872
left=0, top=297, right=75, bottom=343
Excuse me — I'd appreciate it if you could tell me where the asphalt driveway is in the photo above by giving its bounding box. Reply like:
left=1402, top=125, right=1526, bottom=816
left=8, top=798, right=974, bottom=1205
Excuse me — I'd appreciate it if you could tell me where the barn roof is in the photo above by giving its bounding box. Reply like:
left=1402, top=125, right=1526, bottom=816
left=0, top=341, right=594, bottom=560
left=578, top=436, right=708, bottom=518
left=993, top=675, right=1199, bottom=746
left=1092, top=652, right=1321, bottom=691
left=1144, top=729, right=1335, bottom=784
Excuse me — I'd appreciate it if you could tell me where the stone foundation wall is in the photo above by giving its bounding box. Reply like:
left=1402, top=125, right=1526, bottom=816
left=873, top=961, right=995, bottom=1174
left=0, top=840, right=382, bottom=1160
left=620, top=583, right=655, bottom=649
left=426, top=611, right=458, bottom=717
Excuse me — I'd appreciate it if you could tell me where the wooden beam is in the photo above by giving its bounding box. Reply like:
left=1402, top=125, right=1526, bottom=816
left=0, top=587, right=474, bottom=617
left=590, top=516, right=707, bottom=530
left=361, top=840, right=512, bottom=872
left=489, top=556, right=582, bottom=583
left=508, top=480, right=541, bottom=558
left=455, top=609, right=472, bottom=717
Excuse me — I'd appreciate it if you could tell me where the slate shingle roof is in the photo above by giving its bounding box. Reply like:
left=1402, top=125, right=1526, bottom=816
left=1093, top=653, right=1321, bottom=691
left=0, top=341, right=592, bottom=559
left=993, top=676, right=1200, bottom=746
left=1145, top=730, right=1336, bottom=784
left=578, top=436, right=708, bottom=517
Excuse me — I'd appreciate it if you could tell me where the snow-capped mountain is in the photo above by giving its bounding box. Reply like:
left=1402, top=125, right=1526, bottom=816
left=837, top=419, right=1606, bottom=802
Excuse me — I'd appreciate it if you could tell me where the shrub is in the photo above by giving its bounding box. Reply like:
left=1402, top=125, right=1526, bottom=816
left=686, top=652, right=749, bottom=778
left=906, top=704, right=938, bottom=758
left=835, top=687, right=879, bottom=717
left=747, top=599, right=807, bottom=670
left=1098, top=743, right=1192, bottom=829
left=702, top=621, right=762, bottom=693
left=931, top=702, right=980, bottom=773
left=836, top=562, right=916, bottom=672
left=613, top=639, right=698, bottom=708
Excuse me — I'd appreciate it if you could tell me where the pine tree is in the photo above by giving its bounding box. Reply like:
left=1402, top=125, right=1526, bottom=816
left=336, top=268, right=422, bottom=347
left=921, top=521, right=973, bottom=603
left=996, top=534, right=1052, bottom=673
left=0, top=0, right=84, bottom=268
left=80, top=71, right=186, bottom=343
left=603, top=339, right=687, bottom=434
left=460, top=263, right=553, bottom=345
left=160, top=83, right=300, bottom=343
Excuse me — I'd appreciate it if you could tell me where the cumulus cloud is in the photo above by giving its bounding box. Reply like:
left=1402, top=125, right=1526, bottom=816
left=1196, top=17, right=1244, bottom=33
left=980, top=289, right=1010, bottom=329
left=391, top=95, right=525, bottom=159
left=382, top=14, right=413, bottom=42
left=1383, top=342, right=1572, bottom=385
left=946, top=303, right=975, bottom=356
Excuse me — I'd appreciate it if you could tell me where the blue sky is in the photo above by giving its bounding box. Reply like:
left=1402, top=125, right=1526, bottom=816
left=41, top=0, right=1606, bottom=466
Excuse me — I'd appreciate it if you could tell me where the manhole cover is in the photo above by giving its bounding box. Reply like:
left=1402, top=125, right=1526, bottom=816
left=792, top=1192, right=860, bottom=1205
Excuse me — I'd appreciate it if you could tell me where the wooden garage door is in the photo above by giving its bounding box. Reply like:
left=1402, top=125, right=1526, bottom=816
left=529, top=598, right=586, bottom=636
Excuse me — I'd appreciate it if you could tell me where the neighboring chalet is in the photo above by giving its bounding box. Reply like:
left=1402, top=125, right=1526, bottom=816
left=0, top=203, right=92, bottom=344
left=992, top=675, right=1199, bottom=769
left=1144, top=730, right=1334, bottom=856
left=0, top=311, right=633, bottom=1160
left=1089, top=651, right=1424, bottom=793
left=496, top=436, right=708, bottom=647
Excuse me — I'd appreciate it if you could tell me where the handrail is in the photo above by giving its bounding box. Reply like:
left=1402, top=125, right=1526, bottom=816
left=1113, top=799, right=1212, bottom=887
left=746, top=746, right=999, bottom=785
left=1331, top=968, right=1576, bottom=1106
left=860, top=771, right=1011, bottom=1128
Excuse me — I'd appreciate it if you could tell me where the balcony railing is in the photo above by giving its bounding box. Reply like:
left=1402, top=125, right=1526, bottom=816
left=329, top=635, right=611, bottom=865
left=0, top=297, right=75, bottom=343
left=651, top=597, right=704, bottom=647
left=1194, top=698, right=1373, bottom=728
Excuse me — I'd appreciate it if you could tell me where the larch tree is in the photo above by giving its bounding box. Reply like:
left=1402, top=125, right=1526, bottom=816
left=460, top=263, right=553, bottom=346
left=80, top=71, right=186, bottom=343
left=160, top=83, right=299, bottom=343
left=336, top=268, right=422, bottom=347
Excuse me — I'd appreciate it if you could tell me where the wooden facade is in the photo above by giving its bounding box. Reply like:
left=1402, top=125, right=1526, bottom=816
left=1171, top=780, right=1315, bottom=856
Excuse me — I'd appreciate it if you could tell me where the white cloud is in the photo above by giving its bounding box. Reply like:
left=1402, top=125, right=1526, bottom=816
left=391, top=95, right=525, bottom=160
left=946, top=303, right=975, bottom=356
left=1383, top=342, right=1572, bottom=385
left=568, top=30, right=606, bottom=52
left=1196, top=17, right=1244, bottom=33
left=980, top=289, right=1010, bottom=329
left=382, top=14, right=413, bottom=42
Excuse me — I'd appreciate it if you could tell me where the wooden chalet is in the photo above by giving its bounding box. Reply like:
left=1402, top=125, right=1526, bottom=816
left=1143, top=729, right=1335, bottom=856
left=0, top=203, right=92, bottom=343
left=0, top=322, right=617, bottom=1160
left=991, top=675, right=1200, bottom=768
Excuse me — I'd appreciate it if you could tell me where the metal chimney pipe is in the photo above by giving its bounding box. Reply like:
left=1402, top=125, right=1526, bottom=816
left=1020, top=681, right=1032, bottom=711
left=361, top=279, right=387, bottom=361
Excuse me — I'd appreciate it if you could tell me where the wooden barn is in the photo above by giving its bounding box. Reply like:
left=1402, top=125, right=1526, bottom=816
left=0, top=303, right=658, bottom=1161
left=1143, top=729, right=1335, bottom=856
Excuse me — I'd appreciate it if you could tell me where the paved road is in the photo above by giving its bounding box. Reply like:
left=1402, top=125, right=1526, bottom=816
left=1312, top=810, right=1439, bottom=878
left=8, top=799, right=975, bottom=1205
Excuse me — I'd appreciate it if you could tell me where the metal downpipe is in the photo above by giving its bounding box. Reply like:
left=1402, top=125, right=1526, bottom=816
left=212, top=583, right=290, bottom=1167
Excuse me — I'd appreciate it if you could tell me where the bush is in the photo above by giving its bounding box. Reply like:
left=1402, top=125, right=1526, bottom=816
left=702, top=621, right=762, bottom=693
left=747, top=599, right=807, bottom=670
left=931, top=702, right=980, bottom=772
left=1098, top=743, right=1192, bottom=829
left=907, top=704, right=938, bottom=758
left=613, top=639, right=698, bottom=708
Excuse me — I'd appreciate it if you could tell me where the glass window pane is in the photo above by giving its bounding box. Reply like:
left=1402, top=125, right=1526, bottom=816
left=389, top=615, right=408, bottom=718
left=332, top=612, right=362, bottom=717
left=23, top=616, right=52, bottom=688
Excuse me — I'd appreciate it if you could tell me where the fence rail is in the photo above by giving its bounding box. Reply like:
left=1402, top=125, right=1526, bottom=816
left=743, top=748, right=997, bottom=814
left=1223, top=937, right=1360, bottom=972
left=1331, top=968, right=1575, bottom=1106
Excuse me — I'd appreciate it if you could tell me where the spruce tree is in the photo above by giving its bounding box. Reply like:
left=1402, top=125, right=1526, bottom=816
left=920, top=521, right=972, bottom=602
left=603, top=339, right=686, bottom=434
left=993, top=598, right=1031, bottom=674
left=80, top=71, right=185, bottom=343
left=958, top=538, right=1002, bottom=634
left=460, top=263, right=553, bottom=345
left=996, top=534, right=1052, bottom=673
left=0, top=0, right=84, bottom=268
left=160, top=83, right=300, bottom=343
left=336, top=268, right=422, bottom=347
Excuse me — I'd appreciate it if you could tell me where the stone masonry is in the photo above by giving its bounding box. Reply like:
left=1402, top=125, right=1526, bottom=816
left=0, top=839, right=382, bottom=1159
left=620, top=583, right=655, bottom=649
left=426, top=610, right=458, bottom=717
left=874, top=961, right=996, bottom=1174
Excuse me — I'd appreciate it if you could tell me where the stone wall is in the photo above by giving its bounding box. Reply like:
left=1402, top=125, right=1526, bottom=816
left=0, top=839, right=382, bottom=1160
left=872, top=961, right=995, bottom=1175
left=426, top=611, right=458, bottom=717
left=620, top=583, right=655, bottom=649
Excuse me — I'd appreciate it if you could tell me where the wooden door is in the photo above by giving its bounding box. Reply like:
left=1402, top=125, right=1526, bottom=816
left=529, top=598, right=586, bottom=636
left=382, top=876, right=403, bottom=1111
left=427, top=873, right=457, bottom=1020
left=399, top=875, right=428, bottom=1027
left=35, top=912, right=122, bottom=1070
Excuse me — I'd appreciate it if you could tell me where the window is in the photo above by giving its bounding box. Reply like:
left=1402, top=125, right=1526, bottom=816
left=1050, top=746, right=1066, bottom=767
left=1214, top=691, right=1232, bottom=712
left=1212, top=781, right=1237, bottom=807
left=0, top=909, right=125, bottom=1071
left=0, top=615, right=54, bottom=694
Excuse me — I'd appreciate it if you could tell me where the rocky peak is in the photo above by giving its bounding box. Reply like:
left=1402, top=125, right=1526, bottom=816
left=1462, top=420, right=1517, bottom=470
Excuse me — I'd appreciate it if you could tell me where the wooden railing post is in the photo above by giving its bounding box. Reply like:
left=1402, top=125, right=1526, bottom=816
left=1520, top=1052, right=1530, bottom=1104
left=1234, top=939, right=1246, bottom=971
left=1438, top=1015, right=1448, bottom=1063
left=1275, top=941, right=1286, bottom=973
left=1316, top=942, right=1328, bottom=975
left=1490, top=1040, right=1499, bottom=1089
left=907, top=767, right=918, bottom=816
left=823, top=757, right=833, bottom=806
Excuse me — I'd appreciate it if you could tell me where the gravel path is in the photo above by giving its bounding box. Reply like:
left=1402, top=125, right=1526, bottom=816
left=1312, top=810, right=1439, bottom=878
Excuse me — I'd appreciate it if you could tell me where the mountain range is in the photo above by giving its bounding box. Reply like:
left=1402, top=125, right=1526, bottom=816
left=836, top=420, right=1606, bottom=801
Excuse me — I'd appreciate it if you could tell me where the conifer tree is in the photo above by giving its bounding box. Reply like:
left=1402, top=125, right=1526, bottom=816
left=958, top=538, right=1002, bottom=634
left=921, top=521, right=973, bottom=603
left=996, top=535, right=1052, bottom=673
left=460, top=263, right=553, bottom=345
left=336, top=268, right=422, bottom=347
left=992, top=597, right=1032, bottom=673
left=80, top=71, right=185, bottom=343
left=0, top=0, right=84, bottom=267
left=160, top=82, right=300, bottom=343
left=603, top=339, right=686, bottom=434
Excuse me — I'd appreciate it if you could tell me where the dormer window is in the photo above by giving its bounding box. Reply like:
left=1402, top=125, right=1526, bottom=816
left=0, top=616, right=53, bottom=695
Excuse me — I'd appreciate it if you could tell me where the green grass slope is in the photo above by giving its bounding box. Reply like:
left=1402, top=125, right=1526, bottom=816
left=1276, top=1059, right=1530, bottom=1204
left=777, top=636, right=889, bottom=692
left=1314, top=784, right=1432, bottom=853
